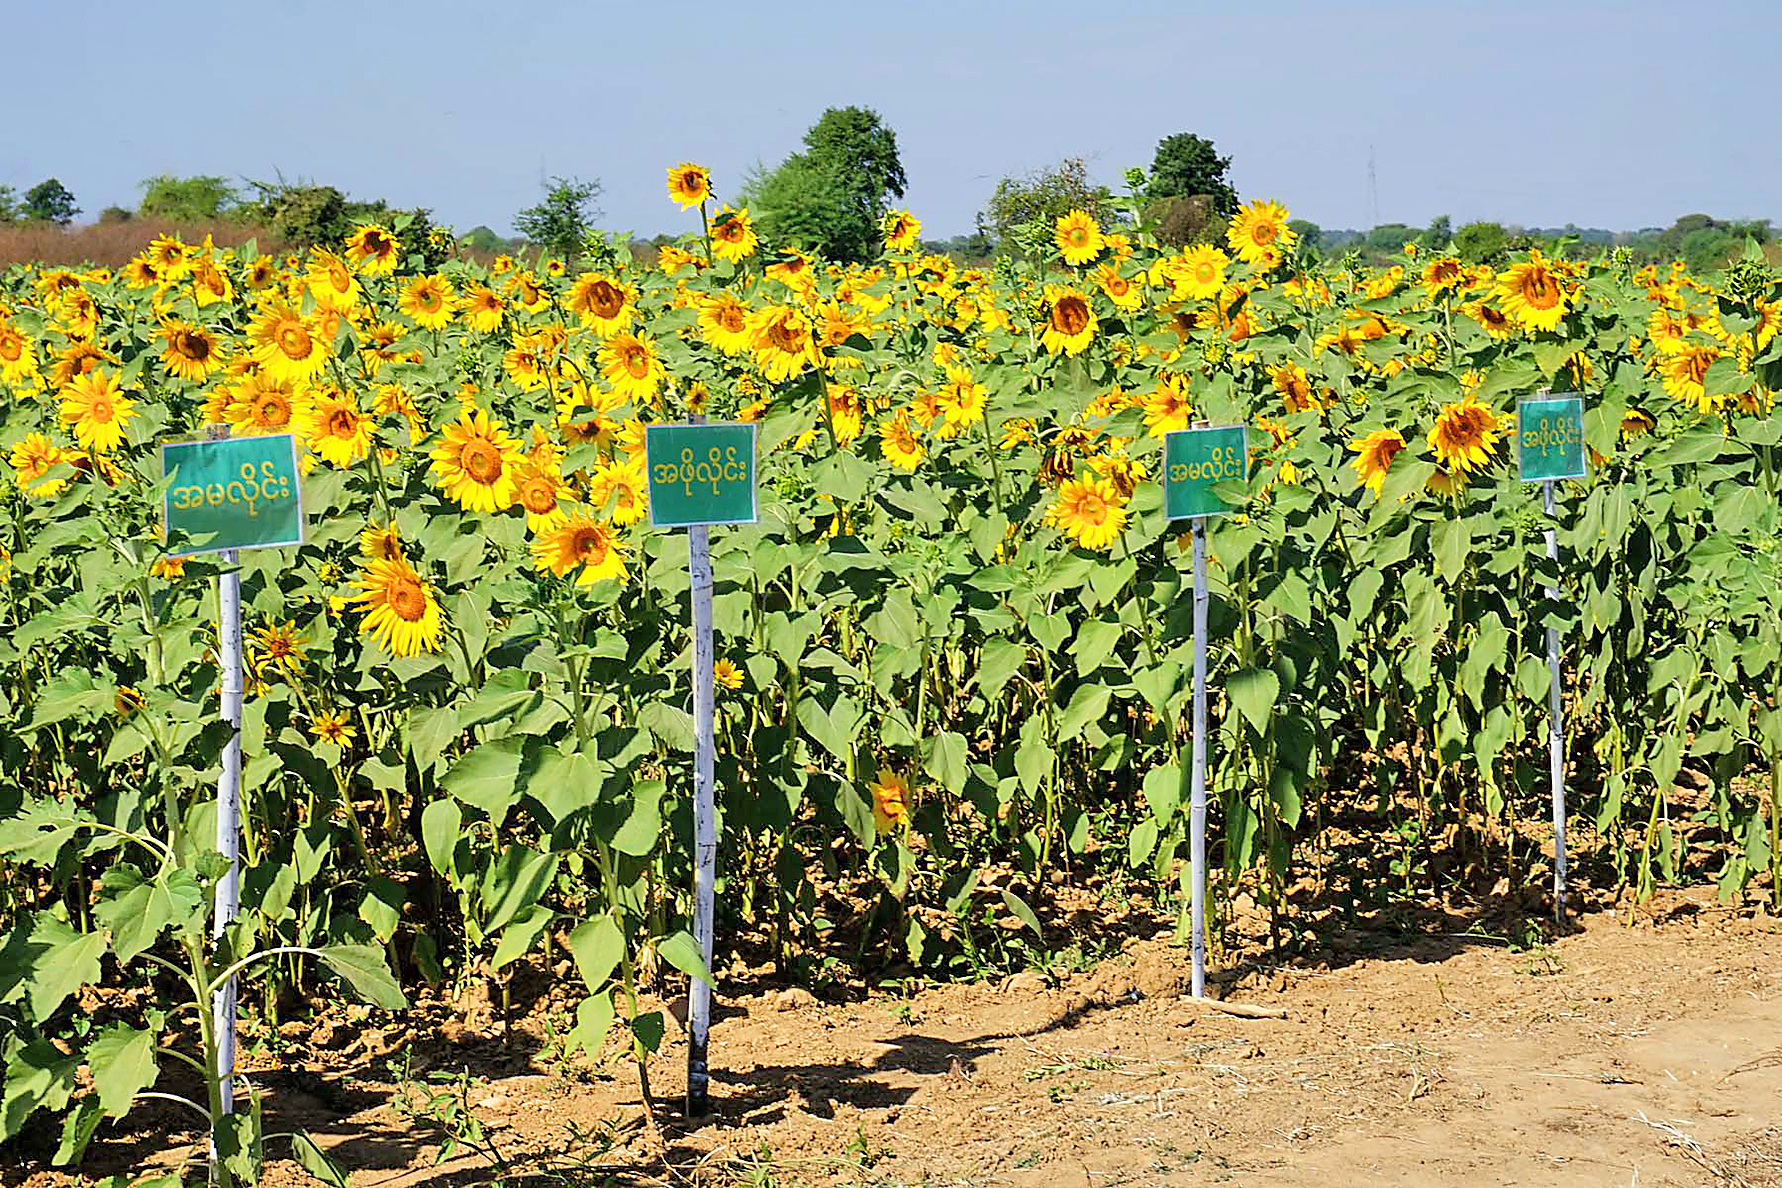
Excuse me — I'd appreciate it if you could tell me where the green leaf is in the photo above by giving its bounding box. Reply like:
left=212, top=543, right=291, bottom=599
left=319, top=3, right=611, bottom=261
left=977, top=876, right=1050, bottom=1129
left=1128, top=817, right=1159, bottom=868
left=974, top=639, right=1026, bottom=702
left=1142, top=764, right=1182, bottom=824
left=2, top=1038, right=79, bottom=1143
left=479, top=845, right=557, bottom=935
left=357, top=877, right=404, bottom=943
left=419, top=798, right=461, bottom=877
left=566, top=992, right=615, bottom=1058
left=216, top=1104, right=264, bottom=1182
left=1225, top=667, right=1280, bottom=734
left=605, top=779, right=663, bottom=857
left=316, top=944, right=407, bottom=1010
left=442, top=738, right=526, bottom=828
left=291, top=1131, right=349, bottom=1188
left=656, top=930, right=714, bottom=988
left=86, top=1025, right=156, bottom=1119
left=95, top=867, right=203, bottom=965
left=566, top=914, right=625, bottom=992
left=1056, top=683, right=1110, bottom=744
left=925, top=731, right=968, bottom=795
left=491, top=906, right=555, bottom=972
left=52, top=1094, right=104, bottom=1167
left=631, top=1011, right=666, bottom=1053
left=1000, top=890, right=1042, bottom=939
left=22, top=916, right=106, bottom=1021
left=1433, top=517, right=1469, bottom=583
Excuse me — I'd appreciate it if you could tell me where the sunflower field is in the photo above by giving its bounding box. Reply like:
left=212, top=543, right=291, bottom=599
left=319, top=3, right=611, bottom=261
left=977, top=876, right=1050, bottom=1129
left=1, top=162, right=1779, bottom=1178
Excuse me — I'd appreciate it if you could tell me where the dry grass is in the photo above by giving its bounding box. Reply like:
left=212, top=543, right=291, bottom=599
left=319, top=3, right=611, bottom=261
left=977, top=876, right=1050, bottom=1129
left=0, top=219, right=281, bottom=269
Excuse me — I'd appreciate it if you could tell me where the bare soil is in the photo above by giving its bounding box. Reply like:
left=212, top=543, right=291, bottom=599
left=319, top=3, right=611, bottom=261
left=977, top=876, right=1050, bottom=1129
left=20, top=882, right=1782, bottom=1188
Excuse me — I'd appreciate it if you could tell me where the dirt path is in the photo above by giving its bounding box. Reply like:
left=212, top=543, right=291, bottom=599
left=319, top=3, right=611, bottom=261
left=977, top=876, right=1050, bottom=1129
left=36, top=886, right=1781, bottom=1188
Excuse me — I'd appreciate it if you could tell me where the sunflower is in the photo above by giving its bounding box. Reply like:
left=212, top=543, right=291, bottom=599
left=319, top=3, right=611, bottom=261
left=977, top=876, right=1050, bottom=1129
left=150, top=556, right=186, bottom=580
left=9, top=433, right=68, bottom=498
left=883, top=209, right=922, bottom=253
left=51, top=342, right=113, bottom=390
left=0, top=322, right=37, bottom=384
left=302, top=389, right=373, bottom=467
left=159, top=321, right=225, bottom=383
left=349, top=556, right=443, bottom=657
left=400, top=274, right=456, bottom=329
left=934, top=372, right=986, bottom=441
left=360, top=520, right=405, bottom=563
left=666, top=162, right=712, bottom=209
left=1226, top=200, right=1297, bottom=266
left=1348, top=428, right=1407, bottom=497
left=1427, top=397, right=1501, bottom=476
left=1048, top=477, right=1128, bottom=550
left=1093, top=263, right=1143, bottom=312
left=345, top=224, right=401, bottom=274
left=749, top=305, right=819, bottom=382
left=514, top=463, right=569, bottom=533
left=243, top=257, right=278, bottom=290
left=1422, top=256, right=1465, bottom=295
left=587, top=457, right=648, bottom=525
left=709, top=207, right=758, bottom=262
left=252, top=621, right=305, bottom=673
left=1496, top=250, right=1569, bottom=331
left=870, top=771, right=912, bottom=832
left=1087, top=448, right=1148, bottom=499
left=1143, top=376, right=1194, bottom=437
left=431, top=409, right=523, bottom=512
left=713, top=658, right=744, bottom=692
left=1460, top=300, right=1514, bottom=339
left=114, top=686, right=146, bottom=718
left=121, top=256, right=162, bottom=289
left=1269, top=363, right=1324, bottom=413
left=698, top=291, right=754, bottom=355
left=1054, top=209, right=1104, bottom=266
left=249, top=300, right=328, bottom=385
left=229, top=373, right=309, bottom=435
left=190, top=257, right=234, bottom=306
left=880, top=412, right=925, bottom=470
left=1659, top=341, right=1721, bottom=413
left=309, top=711, right=356, bottom=746
left=59, top=370, right=136, bottom=453
left=461, top=284, right=505, bottom=333
left=306, top=249, right=361, bottom=310
left=565, top=272, right=634, bottom=335
left=1040, top=287, right=1097, bottom=356
left=1176, top=244, right=1230, bottom=300
left=598, top=332, right=666, bottom=405
left=531, top=514, right=628, bottom=586
left=147, top=235, right=191, bottom=281
left=1620, top=408, right=1656, bottom=439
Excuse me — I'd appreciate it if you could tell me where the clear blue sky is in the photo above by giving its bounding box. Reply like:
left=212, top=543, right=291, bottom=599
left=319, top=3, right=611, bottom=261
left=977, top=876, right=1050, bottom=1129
left=6, top=0, right=1773, bottom=238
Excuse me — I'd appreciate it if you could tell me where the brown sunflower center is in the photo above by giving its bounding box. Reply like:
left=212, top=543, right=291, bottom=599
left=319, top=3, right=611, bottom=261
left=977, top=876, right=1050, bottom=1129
left=521, top=481, right=556, bottom=514
left=1052, top=296, right=1090, bottom=336
left=416, top=287, right=442, bottom=314
left=1522, top=271, right=1560, bottom=309
left=278, top=324, right=312, bottom=360
left=461, top=439, right=503, bottom=483
left=0, top=334, right=22, bottom=361
left=176, top=332, right=211, bottom=362
left=1250, top=221, right=1278, bottom=247
left=622, top=346, right=650, bottom=378
left=571, top=527, right=603, bottom=562
left=387, top=575, right=426, bottom=622
left=254, top=394, right=291, bottom=426
left=588, top=281, right=623, bottom=319
left=326, top=409, right=357, bottom=437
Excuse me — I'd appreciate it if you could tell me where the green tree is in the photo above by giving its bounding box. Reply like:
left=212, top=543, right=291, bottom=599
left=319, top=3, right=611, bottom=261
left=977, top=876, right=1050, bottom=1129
left=978, top=157, right=1117, bottom=259
left=1421, top=214, right=1452, bottom=251
left=1452, top=221, right=1508, bottom=264
left=1144, top=132, right=1237, bottom=217
left=23, top=179, right=79, bottom=227
left=0, top=185, right=19, bottom=224
left=1288, top=219, right=1323, bottom=252
left=138, top=174, right=240, bottom=222
left=748, top=106, right=906, bottom=262
left=514, top=176, right=603, bottom=261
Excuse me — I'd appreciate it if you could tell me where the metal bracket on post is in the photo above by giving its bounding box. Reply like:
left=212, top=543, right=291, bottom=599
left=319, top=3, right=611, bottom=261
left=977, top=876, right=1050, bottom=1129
left=1543, top=478, right=1567, bottom=923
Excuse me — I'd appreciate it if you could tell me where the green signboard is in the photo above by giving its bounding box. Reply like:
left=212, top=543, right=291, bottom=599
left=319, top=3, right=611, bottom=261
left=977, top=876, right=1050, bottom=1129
left=645, top=422, right=759, bottom=528
left=1518, top=395, right=1587, bottom=482
left=161, top=433, right=304, bottom=556
left=1164, top=426, right=1248, bottom=520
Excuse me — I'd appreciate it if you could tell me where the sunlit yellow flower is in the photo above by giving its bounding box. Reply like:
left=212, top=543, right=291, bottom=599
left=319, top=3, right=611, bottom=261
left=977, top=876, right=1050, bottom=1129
left=1048, top=477, right=1128, bottom=550
left=360, top=520, right=405, bottom=564
left=880, top=411, right=925, bottom=470
left=870, top=770, right=912, bottom=832
left=0, top=321, right=36, bottom=385
left=587, top=456, right=648, bottom=525
left=714, top=658, right=744, bottom=692
left=306, top=248, right=361, bottom=310
left=431, top=409, right=523, bottom=512
left=1143, top=376, right=1193, bottom=437
left=160, top=321, right=225, bottom=383
left=1054, top=209, right=1104, bottom=267
left=749, top=304, right=819, bottom=383
left=9, top=433, right=68, bottom=498
left=309, top=711, right=356, bottom=746
left=598, top=332, right=666, bottom=405
left=1349, top=428, right=1407, bottom=497
left=1093, top=262, right=1143, bottom=312
left=666, top=162, right=712, bottom=209
left=349, top=556, right=443, bottom=657
left=1427, top=397, right=1501, bottom=477
left=710, top=207, right=758, bottom=262
left=345, top=225, right=401, bottom=274
left=699, top=291, right=754, bottom=355
left=1040, top=287, right=1097, bottom=356
left=568, top=273, right=635, bottom=335
left=302, top=389, right=373, bottom=467
left=150, top=556, right=186, bottom=580
left=59, top=370, right=136, bottom=453
left=514, top=463, right=570, bottom=533
left=531, top=513, right=628, bottom=586
left=1659, top=341, right=1721, bottom=413
left=249, top=300, right=328, bottom=385
left=400, top=274, right=456, bottom=329
left=1460, top=300, right=1513, bottom=339
left=883, top=209, right=921, bottom=253
left=1496, top=250, right=1569, bottom=332
left=1226, top=200, right=1296, bottom=266
left=461, top=284, right=505, bottom=333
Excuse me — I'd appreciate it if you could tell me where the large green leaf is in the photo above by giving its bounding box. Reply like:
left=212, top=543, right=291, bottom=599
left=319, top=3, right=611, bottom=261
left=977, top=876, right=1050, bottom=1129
left=85, top=1024, right=156, bottom=1118
left=442, top=738, right=526, bottom=828
left=1226, top=667, right=1280, bottom=734
left=2, top=1038, right=79, bottom=1143
left=316, top=944, right=407, bottom=1010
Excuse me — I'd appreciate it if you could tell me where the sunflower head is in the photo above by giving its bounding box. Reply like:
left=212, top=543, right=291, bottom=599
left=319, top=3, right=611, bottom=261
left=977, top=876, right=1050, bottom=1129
left=870, top=771, right=912, bottom=832
left=1054, top=210, right=1105, bottom=267
left=666, top=163, right=712, bottom=210
left=1349, top=428, right=1408, bottom=497
left=1428, top=397, right=1502, bottom=477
